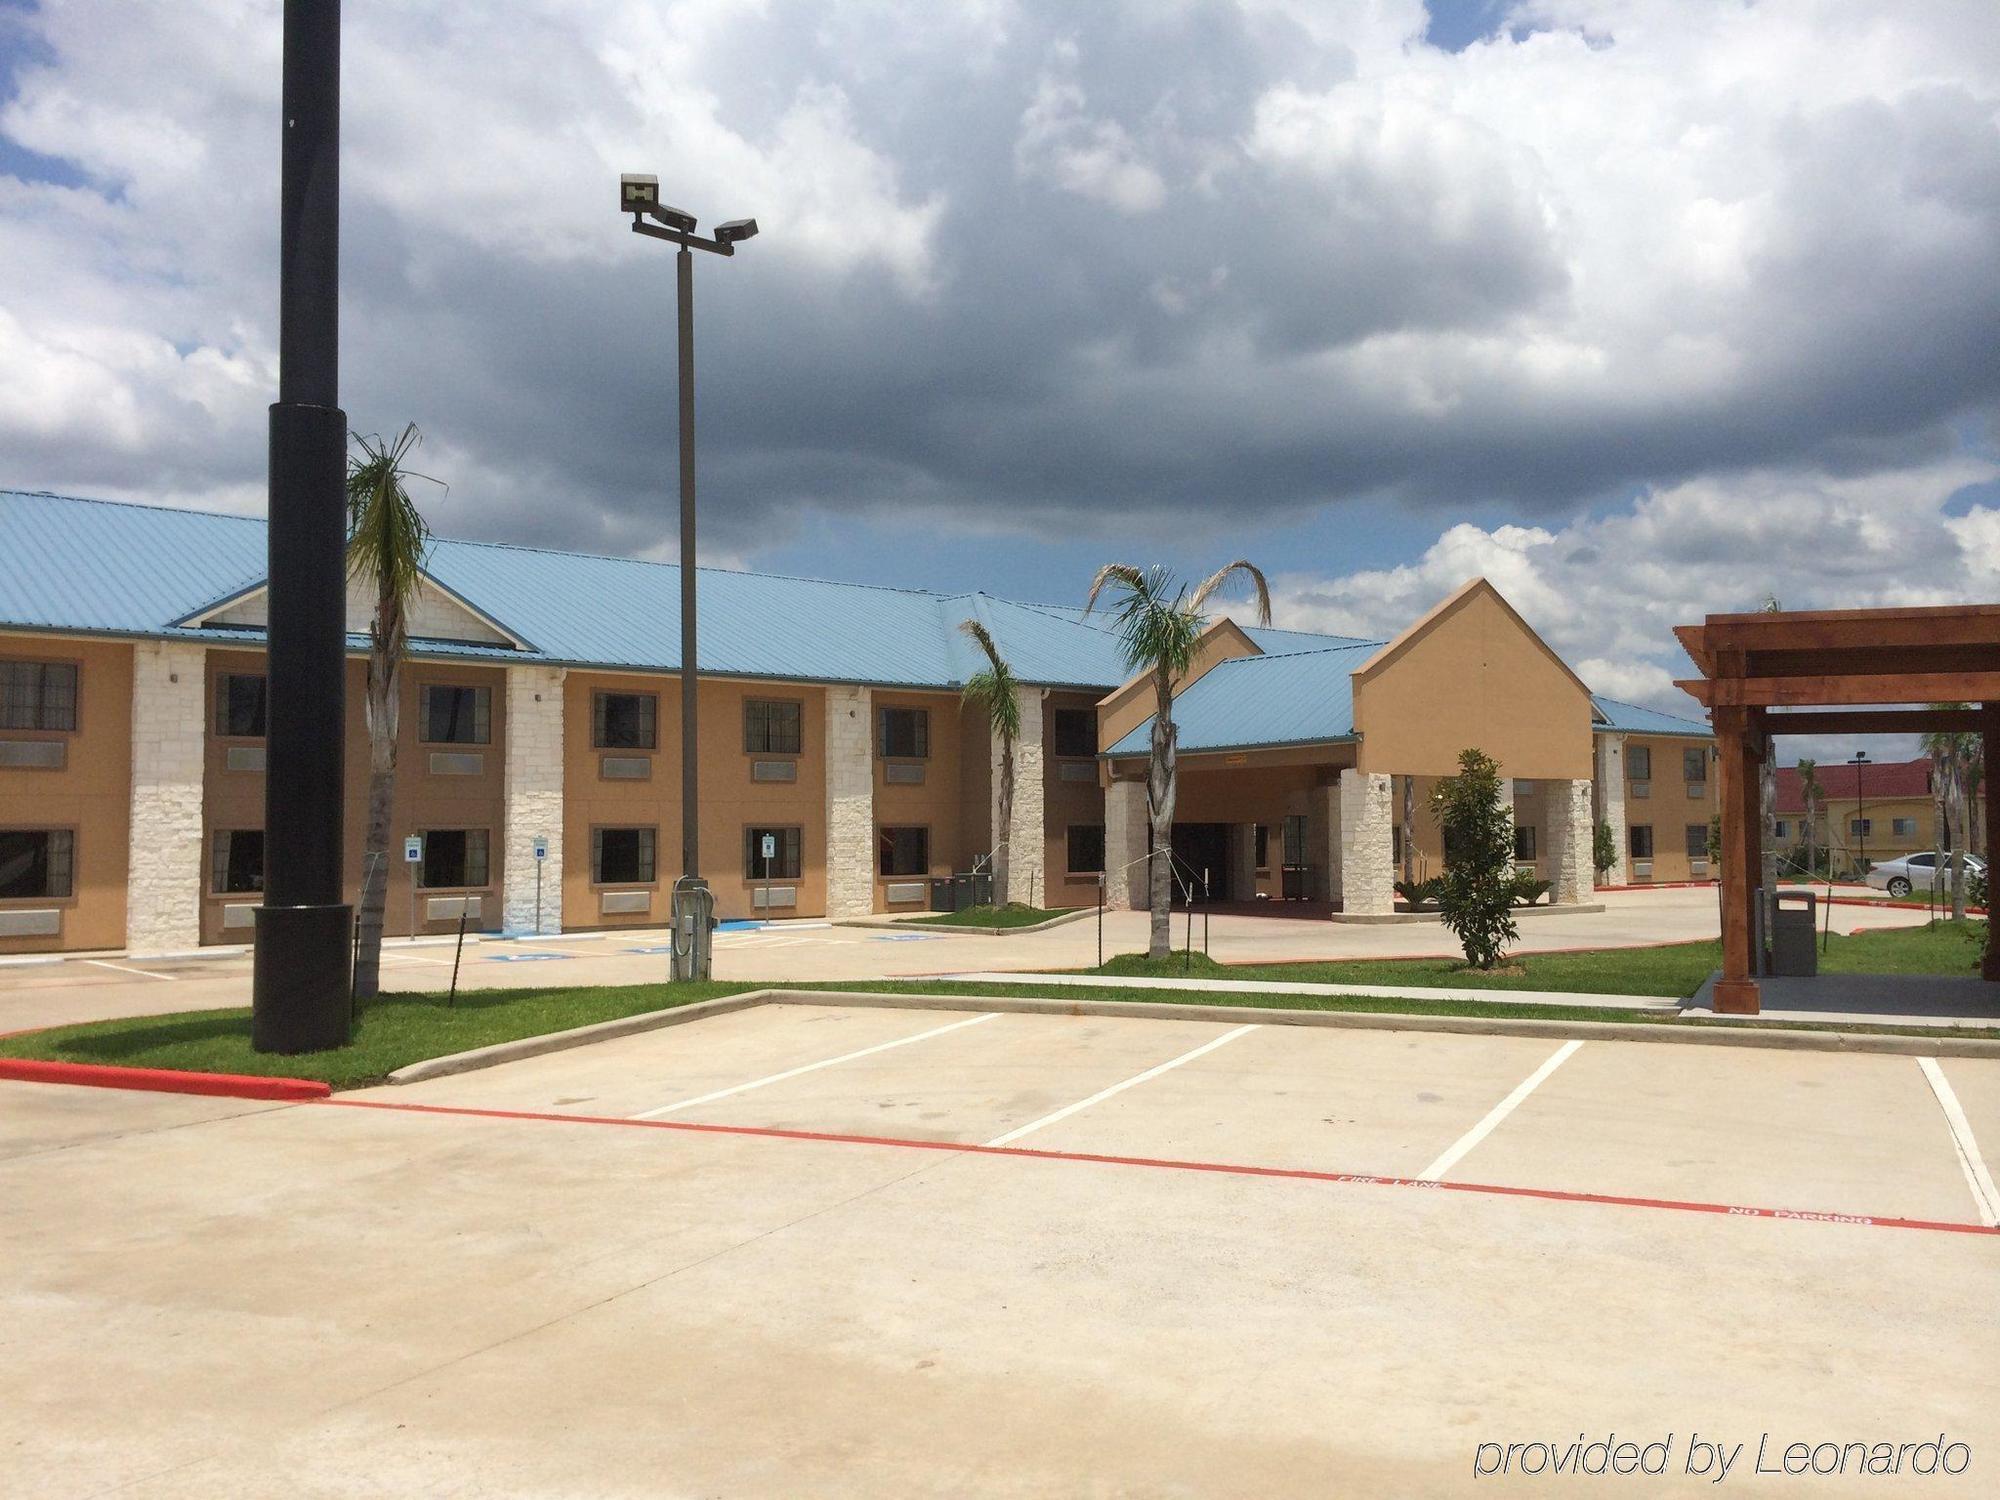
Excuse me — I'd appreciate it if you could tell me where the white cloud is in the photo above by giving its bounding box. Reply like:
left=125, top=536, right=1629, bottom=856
left=1015, top=50, right=1168, bottom=215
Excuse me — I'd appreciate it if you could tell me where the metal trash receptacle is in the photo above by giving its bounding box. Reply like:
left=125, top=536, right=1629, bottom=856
left=1771, top=891, right=1818, bottom=977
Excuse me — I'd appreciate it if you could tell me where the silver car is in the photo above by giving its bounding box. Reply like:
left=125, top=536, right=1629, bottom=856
left=1864, top=851, right=1986, bottom=899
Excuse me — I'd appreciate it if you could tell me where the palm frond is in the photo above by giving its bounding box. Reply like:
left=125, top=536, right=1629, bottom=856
left=958, top=619, right=1021, bottom=739
left=1188, top=559, right=1272, bottom=625
left=346, top=423, right=437, bottom=610
left=1083, top=563, right=1152, bottom=617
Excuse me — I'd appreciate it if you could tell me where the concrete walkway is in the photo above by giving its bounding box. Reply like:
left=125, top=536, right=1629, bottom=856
left=943, top=970, right=1678, bottom=1012
left=1685, top=972, right=2000, bottom=1030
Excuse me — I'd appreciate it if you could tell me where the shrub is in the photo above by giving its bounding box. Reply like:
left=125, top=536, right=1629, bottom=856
left=1395, top=877, right=1443, bottom=909
left=1593, top=821, right=1617, bottom=878
left=1510, top=874, right=1554, bottom=906
left=1430, top=748, right=1520, bottom=970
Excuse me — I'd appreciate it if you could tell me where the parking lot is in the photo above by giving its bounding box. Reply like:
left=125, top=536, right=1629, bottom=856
left=5, top=1000, right=1996, bottom=1496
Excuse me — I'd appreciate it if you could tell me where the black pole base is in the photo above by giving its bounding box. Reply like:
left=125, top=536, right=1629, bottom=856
left=252, top=903, right=355, bottom=1054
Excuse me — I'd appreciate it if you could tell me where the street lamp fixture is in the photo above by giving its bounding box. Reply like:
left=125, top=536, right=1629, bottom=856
left=619, top=174, right=757, bottom=980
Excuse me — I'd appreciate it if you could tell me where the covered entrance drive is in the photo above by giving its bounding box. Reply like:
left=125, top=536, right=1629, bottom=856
left=1675, top=603, right=2000, bottom=1014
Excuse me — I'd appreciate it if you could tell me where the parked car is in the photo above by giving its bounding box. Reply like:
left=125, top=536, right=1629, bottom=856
left=1864, top=852, right=1987, bottom=899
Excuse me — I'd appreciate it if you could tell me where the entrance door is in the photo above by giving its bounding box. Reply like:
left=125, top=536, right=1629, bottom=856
left=1168, top=823, right=1230, bottom=902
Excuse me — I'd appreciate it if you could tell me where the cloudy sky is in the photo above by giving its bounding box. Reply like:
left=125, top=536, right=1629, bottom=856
left=3, top=0, right=1998, bottom=754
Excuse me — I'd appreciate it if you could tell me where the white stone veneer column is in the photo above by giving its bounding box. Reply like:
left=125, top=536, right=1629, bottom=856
left=501, top=665, right=564, bottom=935
left=1596, top=734, right=1627, bottom=885
left=126, top=641, right=206, bottom=955
left=1338, top=770, right=1395, bottom=916
left=1104, top=778, right=1148, bottom=909
left=1549, top=777, right=1594, bottom=905
left=999, top=687, right=1046, bottom=907
left=825, top=685, right=875, bottom=918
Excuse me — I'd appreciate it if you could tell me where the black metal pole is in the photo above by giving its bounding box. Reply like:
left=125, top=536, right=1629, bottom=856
left=253, top=0, right=353, bottom=1054
left=678, top=246, right=699, bottom=882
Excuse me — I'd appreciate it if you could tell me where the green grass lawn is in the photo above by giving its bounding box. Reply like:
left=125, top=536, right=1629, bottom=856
left=1083, top=920, right=1990, bottom=998
left=904, top=904, right=1069, bottom=929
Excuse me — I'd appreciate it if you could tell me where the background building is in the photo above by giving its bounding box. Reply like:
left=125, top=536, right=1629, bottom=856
left=1, top=491, right=1713, bottom=954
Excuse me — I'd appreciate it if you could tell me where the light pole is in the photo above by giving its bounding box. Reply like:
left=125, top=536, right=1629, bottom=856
left=253, top=0, right=352, bottom=1053
left=618, top=175, right=757, bottom=980
left=1847, top=750, right=1871, bottom=881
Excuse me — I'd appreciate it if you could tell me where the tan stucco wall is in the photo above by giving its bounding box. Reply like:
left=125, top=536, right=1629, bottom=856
left=1353, top=584, right=1592, bottom=781
left=1042, top=689, right=1106, bottom=909
left=870, top=688, right=973, bottom=913
left=0, top=634, right=132, bottom=952
left=1620, top=733, right=1716, bottom=883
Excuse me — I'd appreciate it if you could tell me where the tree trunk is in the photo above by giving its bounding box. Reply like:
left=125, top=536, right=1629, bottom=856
left=995, top=732, right=1014, bottom=908
left=1951, top=768, right=1968, bottom=922
left=1146, top=671, right=1178, bottom=959
left=352, top=599, right=403, bottom=1001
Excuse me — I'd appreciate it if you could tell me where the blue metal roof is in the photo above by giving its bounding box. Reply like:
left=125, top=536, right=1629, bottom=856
left=1105, top=644, right=1376, bottom=756
left=0, top=490, right=1365, bottom=690
left=1591, top=693, right=1713, bottom=739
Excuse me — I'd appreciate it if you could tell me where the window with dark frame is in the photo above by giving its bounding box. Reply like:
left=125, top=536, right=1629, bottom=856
left=419, top=829, right=489, bottom=889
left=209, top=829, right=264, bottom=894
left=0, top=829, right=73, bottom=899
left=1627, top=745, right=1651, bottom=780
left=1514, top=825, right=1538, bottom=861
left=592, top=827, right=656, bottom=885
left=1850, top=817, right=1872, bottom=837
left=1254, top=824, right=1269, bottom=869
left=743, top=826, right=803, bottom=880
left=1683, top=747, right=1708, bottom=783
left=744, top=699, right=802, bottom=755
left=215, top=673, right=267, bottom=738
left=420, top=684, right=491, bottom=745
left=0, top=661, right=78, bottom=732
left=879, top=707, right=929, bottom=759
left=878, top=826, right=929, bottom=876
left=592, top=692, right=657, bottom=750
left=1067, top=824, right=1105, bottom=875
left=1629, top=825, right=1654, bottom=859
left=1282, top=814, right=1307, bottom=866
left=1685, top=824, right=1709, bottom=859
left=1051, top=708, right=1096, bottom=758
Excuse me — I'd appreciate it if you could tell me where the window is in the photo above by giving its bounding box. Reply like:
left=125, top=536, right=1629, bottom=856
left=1683, top=748, right=1708, bottom=783
left=419, top=684, right=491, bottom=745
left=209, top=830, right=264, bottom=894
left=1627, top=745, right=1652, bottom=780
left=878, top=826, right=929, bottom=877
left=879, top=707, right=929, bottom=759
left=1891, top=817, right=1918, bottom=838
left=0, top=661, right=78, bottom=732
left=215, top=673, right=267, bottom=738
left=0, top=829, right=73, bottom=899
left=1773, top=820, right=1790, bottom=839
left=1909, top=853, right=1936, bottom=868
left=1254, top=824, right=1269, bottom=870
left=1283, top=814, right=1307, bottom=866
left=1686, top=824, right=1710, bottom=859
left=744, top=699, right=802, bottom=755
left=1051, top=708, right=1096, bottom=758
left=1629, top=825, right=1654, bottom=859
left=1067, top=824, right=1105, bottom=875
left=1850, top=818, right=1872, bottom=838
left=419, top=829, right=489, bottom=888
left=744, top=826, right=803, bottom=880
left=592, top=827, right=656, bottom=885
left=1514, top=825, right=1537, bottom=861
left=593, top=692, right=657, bottom=750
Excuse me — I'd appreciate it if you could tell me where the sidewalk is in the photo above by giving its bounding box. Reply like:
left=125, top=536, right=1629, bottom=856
left=940, top=969, right=1678, bottom=1012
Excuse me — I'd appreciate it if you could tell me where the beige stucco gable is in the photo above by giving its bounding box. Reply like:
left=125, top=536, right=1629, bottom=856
left=196, top=572, right=525, bottom=648
left=1352, top=578, right=1592, bottom=779
left=1094, top=617, right=1262, bottom=753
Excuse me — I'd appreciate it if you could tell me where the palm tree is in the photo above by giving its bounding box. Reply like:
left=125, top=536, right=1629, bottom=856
left=1795, top=757, right=1822, bottom=881
left=1922, top=706, right=1976, bottom=920
left=958, top=618, right=1021, bottom=907
left=1085, top=561, right=1271, bottom=958
left=347, top=424, right=436, bottom=999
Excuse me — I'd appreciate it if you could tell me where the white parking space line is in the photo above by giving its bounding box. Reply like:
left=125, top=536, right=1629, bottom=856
left=632, top=1011, right=1001, bottom=1119
left=1919, top=1058, right=2000, bottom=1227
left=380, top=952, right=455, bottom=966
left=984, top=1024, right=1261, bottom=1148
left=1419, top=1039, right=1585, bottom=1183
left=85, top=959, right=175, bottom=981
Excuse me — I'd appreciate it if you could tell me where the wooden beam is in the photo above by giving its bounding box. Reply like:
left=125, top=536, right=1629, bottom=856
left=1672, top=624, right=1715, bottom=677
left=1986, top=703, right=2000, bottom=983
left=1712, top=706, right=1760, bottom=1014
left=1764, top=708, right=1987, bottom=736
left=1700, top=604, right=2000, bottom=653
left=1675, top=679, right=1714, bottom=707
left=1706, top=672, right=2000, bottom=708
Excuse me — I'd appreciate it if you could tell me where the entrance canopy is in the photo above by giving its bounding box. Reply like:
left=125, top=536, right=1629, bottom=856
left=1674, top=604, right=2000, bottom=1013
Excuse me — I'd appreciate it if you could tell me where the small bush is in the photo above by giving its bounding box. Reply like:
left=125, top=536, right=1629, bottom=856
left=1431, top=748, right=1520, bottom=970
left=1593, top=821, right=1617, bottom=877
left=1395, top=877, right=1443, bottom=909
left=1510, top=874, right=1554, bottom=906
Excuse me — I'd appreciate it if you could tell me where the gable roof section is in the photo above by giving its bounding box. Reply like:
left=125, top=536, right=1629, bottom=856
left=1354, top=576, right=1595, bottom=701
left=1591, top=694, right=1714, bottom=739
left=1774, top=758, right=1932, bottom=813
left=1104, top=644, right=1377, bottom=757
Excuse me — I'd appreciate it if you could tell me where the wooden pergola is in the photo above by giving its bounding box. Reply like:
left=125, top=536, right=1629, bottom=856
left=1675, top=604, right=2000, bottom=1014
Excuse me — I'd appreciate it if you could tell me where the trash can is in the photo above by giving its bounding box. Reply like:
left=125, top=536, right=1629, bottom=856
left=1771, top=890, right=1818, bottom=977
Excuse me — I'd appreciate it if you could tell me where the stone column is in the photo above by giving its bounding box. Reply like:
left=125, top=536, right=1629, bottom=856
left=999, top=686, right=1046, bottom=908
left=1104, top=777, right=1148, bottom=909
left=126, top=641, right=206, bottom=955
left=825, top=684, right=875, bottom=918
left=1548, top=777, right=1594, bottom=905
left=1230, top=823, right=1257, bottom=901
left=501, top=665, right=564, bottom=935
left=1338, top=769, right=1395, bottom=916
left=1306, top=780, right=1341, bottom=901
left=1595, top=734, right=1627, bottom=885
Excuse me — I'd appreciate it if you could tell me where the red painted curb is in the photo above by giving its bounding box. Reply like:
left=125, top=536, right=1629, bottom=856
left=0, top=1058, right=330, bottom=1101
